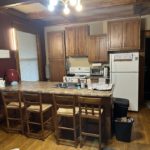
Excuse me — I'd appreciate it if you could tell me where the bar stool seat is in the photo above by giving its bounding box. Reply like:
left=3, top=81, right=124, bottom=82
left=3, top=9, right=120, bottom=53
left=7, top=102, right=24, bottom=109
left=27, top=104, right=52, bottom=112
left=57, top=107, right=79, bottom=116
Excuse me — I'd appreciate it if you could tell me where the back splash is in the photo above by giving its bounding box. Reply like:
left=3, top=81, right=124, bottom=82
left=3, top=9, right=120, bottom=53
left=67, top=57, right=90, bottom=68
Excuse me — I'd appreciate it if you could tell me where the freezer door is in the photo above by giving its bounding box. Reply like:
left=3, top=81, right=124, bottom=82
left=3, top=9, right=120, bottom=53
left=110, top=52, right=139, bottom=73
left=111, top=72, right=139, bottom=111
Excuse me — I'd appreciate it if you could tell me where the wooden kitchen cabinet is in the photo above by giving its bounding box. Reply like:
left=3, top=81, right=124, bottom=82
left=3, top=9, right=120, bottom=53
left=123, top=19, right=141, bottom=49
left=108, top=21, right=123, bottom=50
left=49, top=59, right=65, bottom=82
left=47, top=31, right=65, bottom=81
left=47, top=31, right=65, bottom=59
left=88, top=35, right=108, bottom=62
left=65, top=27, right=77, bottom=56
left=108, top=18, right=141, bottom=51
left=65, top=25, right=88, bottom=57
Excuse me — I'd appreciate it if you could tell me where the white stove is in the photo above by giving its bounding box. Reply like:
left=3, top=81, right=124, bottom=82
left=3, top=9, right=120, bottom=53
left=69, top=67, right=90, bottom=76
left=63, top=67, right=90, bottom=83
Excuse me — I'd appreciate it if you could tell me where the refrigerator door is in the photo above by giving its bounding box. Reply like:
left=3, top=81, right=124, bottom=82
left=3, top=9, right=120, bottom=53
left=110, top=52, right=139, bottom=73
left=111, top=72, right=139, bottom=111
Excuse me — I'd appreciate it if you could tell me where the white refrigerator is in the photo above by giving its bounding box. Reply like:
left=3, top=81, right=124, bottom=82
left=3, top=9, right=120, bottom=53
left=110, top=52, right=139, bottom=111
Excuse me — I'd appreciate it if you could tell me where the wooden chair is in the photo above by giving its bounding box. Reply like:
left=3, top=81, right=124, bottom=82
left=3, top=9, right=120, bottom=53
left=78, top=96, right=104, bottom=150
left=1, top=90, right=24, bottom=133
left=53, top=94, right=79, bottom=147
left=22, top=92, right=53, bottom=140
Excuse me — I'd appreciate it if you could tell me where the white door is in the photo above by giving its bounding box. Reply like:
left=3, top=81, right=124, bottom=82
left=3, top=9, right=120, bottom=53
left=111, top=72, right=139, bottom=111
left=16, top=31, right=39, bottom=81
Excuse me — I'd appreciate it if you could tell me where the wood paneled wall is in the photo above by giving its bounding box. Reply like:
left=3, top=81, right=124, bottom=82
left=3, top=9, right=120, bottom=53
left=0, top=12, right=46, bottom=80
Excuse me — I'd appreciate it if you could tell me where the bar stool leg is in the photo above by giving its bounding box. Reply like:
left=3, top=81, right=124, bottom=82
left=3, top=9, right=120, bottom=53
left=26, top=111, right=30, bottom=136
left=79, top=115, right=83, bottom=148
left=73, top=116, right=77, bottom=147
left=99, top=119, right=102, bottom=150
left=5, top=109, right=10, bottom=131
left=55, top=115, right=60, bottom=144
left=41, top=112, right=44, bottom=140
left=20, top=109, right=24, bottom=134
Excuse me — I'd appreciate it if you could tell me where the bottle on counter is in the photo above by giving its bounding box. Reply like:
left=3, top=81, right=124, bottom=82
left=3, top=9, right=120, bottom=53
left=0, top=78, right=5, bottom=87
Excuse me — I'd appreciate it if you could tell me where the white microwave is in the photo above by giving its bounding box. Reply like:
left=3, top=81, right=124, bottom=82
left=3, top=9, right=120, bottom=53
left=90, top=67, right=104, bottom=76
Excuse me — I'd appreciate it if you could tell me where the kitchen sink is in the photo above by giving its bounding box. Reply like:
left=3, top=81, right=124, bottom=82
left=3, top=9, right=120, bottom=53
left=56, top=82, right=80, bottom=89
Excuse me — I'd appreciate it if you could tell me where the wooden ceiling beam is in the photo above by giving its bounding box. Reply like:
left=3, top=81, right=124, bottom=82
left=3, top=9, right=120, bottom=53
left=45, top=10, right=137, bottom=26
left=0, top=0, right=48, bottom=8
left=82, top=0, right=137, bottom=8
left=28, top=4, right=134, bottom=19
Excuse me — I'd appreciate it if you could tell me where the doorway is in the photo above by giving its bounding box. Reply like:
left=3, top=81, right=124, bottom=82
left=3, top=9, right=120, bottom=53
left=16, top=30, right=40, bottom=81
left=144, top=33, right=150, bottom=103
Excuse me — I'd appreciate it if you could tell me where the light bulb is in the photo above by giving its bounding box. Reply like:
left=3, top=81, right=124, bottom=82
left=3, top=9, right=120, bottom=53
left=69, top=0, right=77, bottom=6
left=49, top=0, right=58, bottom=6
left=76, top=0, right=82, bottom=12
left=76, top=3, right=82, bottom=12
left=63, top=4, right=70, bottom=15
left=48, top=4, right=55, bottom=12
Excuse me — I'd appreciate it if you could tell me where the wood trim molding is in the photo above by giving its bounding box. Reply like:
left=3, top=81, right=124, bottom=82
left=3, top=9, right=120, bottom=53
left=13, top=21, right=38, bottom=34
left=36, top=33, right=43, bottom=81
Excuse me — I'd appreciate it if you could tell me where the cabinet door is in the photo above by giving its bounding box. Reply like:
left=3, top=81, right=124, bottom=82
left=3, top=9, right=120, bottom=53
left=123, top=19, right=140, bottom=50
left=108, top=21, right=123, bottom=50
left=99, top=36, right=108, bottom=62
left=47, top=31, right=65, bottom=59
left=49, top=59, right=65, bottom=82
left=65, top=27, right=77, bottom=56
left=88, top=36, right=98, bottom=62
left=88, top=36, right=108, bottom=62
left=76, top=25, right=88, bottom=56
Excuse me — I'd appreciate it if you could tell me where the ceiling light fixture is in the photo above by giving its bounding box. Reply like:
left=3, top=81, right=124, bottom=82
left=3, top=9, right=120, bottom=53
left=48, top=0, right=83, bottom=15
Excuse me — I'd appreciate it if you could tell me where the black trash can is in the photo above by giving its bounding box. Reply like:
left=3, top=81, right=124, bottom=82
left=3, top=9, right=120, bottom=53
left=115, top=117, right=134, bottom=142
left=113, top=98, right=129, bottom=119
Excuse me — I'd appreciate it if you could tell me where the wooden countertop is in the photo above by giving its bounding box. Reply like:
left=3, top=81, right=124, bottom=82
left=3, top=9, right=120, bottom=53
left=0, top=81, right=113, bottom=97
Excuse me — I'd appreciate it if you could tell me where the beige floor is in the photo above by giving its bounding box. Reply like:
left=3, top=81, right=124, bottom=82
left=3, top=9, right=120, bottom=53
left=0, top=107, right=150, bottom=150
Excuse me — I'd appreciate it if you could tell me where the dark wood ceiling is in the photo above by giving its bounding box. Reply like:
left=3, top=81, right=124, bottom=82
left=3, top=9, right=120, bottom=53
left=0, top=0, right=150, bottom=26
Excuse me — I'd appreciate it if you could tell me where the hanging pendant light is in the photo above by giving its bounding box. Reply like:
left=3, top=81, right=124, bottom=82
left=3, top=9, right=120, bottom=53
left=63, top=4, right=70, bottom=15
left=69, top=0, right=77, bottom=6
left=48, top=0, right=83, bottom=15
left=76, top=0, right=82, bottom=12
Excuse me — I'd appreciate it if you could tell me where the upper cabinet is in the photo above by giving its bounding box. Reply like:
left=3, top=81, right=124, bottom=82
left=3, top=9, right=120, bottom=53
left=123, top=20, right=141, bottom=50
left=65, top=25, right=88, bottom=57
left=47, top=31, right=65, bottom=59
left=108, top=18, right=141, bottom=51
left=88, top=35, right=108, bottom=63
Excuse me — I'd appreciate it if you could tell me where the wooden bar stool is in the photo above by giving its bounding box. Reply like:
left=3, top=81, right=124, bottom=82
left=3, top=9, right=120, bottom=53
left=22, top=92, right=53, bottom=140
left=1, top=90, right=24, bottom=133
left=53, top=94, right=79, bottom=147
left=78, top=96, right=104, bottom=150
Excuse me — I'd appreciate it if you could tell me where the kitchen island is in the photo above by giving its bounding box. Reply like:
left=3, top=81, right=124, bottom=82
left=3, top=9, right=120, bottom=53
left=0, top=81, right=113, bottom=141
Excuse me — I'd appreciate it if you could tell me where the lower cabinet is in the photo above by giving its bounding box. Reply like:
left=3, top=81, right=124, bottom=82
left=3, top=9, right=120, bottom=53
left=49, top=59, right=65, bottom=82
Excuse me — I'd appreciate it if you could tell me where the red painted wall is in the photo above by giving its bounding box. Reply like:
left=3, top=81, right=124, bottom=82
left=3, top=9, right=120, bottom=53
left=0, top=12, right=46, bottom=79
left=0, top=13, right=16, bottom=78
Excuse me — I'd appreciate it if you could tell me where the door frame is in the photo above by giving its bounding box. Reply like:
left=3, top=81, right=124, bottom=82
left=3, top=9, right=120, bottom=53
left=142, top=30, right=150, bottom=100
left=13, top=21, right=43, bottom=81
